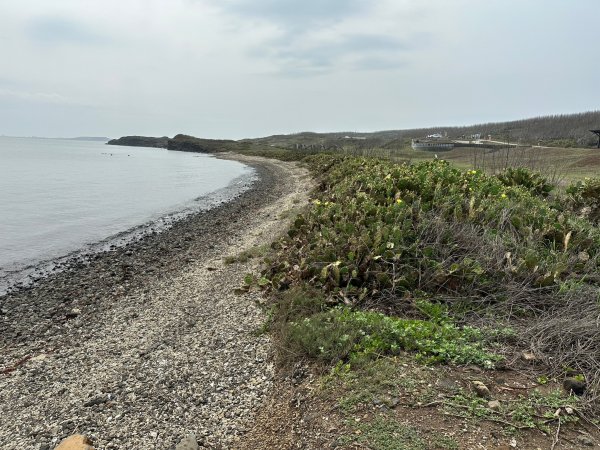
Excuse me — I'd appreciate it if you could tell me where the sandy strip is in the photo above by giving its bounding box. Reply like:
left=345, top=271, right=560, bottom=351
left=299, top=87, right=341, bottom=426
left=0, top=155, right=312, bottom=449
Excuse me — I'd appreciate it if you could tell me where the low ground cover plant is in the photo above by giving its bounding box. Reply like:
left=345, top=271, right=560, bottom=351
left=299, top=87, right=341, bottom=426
left=285, top=306, right=499, bottom=367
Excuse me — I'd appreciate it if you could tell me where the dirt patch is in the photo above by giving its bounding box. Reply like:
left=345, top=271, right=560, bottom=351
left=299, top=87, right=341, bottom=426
left=568, top=154, right=600, bottom=169
left=239, top=357, right=600, bottom=449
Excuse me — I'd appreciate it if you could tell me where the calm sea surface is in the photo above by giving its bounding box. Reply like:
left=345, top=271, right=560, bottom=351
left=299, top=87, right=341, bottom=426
left=0, top=137, right=254, bottom=282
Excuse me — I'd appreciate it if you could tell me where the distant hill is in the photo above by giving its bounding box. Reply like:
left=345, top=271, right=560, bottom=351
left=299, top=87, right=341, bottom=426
left=68, top=136, right=111, bottom=142
left=107, top=136, right=169, bottom=148
left=0, top=135, right=111, bottom=142
left=389, top=111, right=600, bottom=147
left=107, top=134, right=245, bottom=153
left=108, top=110, right=600, bottom=154
left=248, top=111, right=600, bottom=149
left=167, top=134, right=244, bottom=153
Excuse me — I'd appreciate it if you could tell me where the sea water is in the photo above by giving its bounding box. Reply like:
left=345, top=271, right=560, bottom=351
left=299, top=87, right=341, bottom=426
left=0, top=137, right=254, bottom=289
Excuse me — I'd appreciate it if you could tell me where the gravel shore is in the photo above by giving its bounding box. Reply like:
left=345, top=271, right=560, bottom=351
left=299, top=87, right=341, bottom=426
left=0, top=154, right=312, bottom=449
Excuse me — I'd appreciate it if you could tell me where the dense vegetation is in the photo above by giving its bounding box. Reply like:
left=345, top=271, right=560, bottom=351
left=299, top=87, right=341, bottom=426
left=395, top=111, right=600, bottom=147
left=107, top=134, right=246, bottom=153
left=106, top=135, right=169, bottom=148
left=258, top=154, right=600, bottom=409
left=167, top=134, right=244, bottom=153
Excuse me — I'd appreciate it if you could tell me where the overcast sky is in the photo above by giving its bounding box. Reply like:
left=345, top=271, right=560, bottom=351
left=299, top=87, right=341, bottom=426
left=1, top=0, right=598, bottom=139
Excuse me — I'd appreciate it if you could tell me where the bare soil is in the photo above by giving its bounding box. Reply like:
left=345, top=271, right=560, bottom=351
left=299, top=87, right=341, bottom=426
left=239, top=359, right=600, bottom=450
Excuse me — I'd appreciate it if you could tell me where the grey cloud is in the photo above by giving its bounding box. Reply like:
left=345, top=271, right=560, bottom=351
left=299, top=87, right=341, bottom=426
left=26, top=16, right=108, bottom=45
left=210, top=1, right=427, bottom=76
left=0, top=77, right=25, bottom=89
left=215, top=0, right=369, bottom=26
left=351, top=55, right=407, bottom=71
left=0, top=87, right=83, bottom=106
left=258, top=33, right=423, bottom=76
left=340, top=34, right=410, bottom=52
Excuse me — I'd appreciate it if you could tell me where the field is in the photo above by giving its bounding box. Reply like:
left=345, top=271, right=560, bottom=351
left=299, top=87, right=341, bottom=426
left=408, top=145, right=600, bottom=181
left=239, top=141, right=600, bottom=181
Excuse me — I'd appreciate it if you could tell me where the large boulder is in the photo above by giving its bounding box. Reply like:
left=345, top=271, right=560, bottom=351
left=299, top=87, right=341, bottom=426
left=54, top=434, right=94, bottom=450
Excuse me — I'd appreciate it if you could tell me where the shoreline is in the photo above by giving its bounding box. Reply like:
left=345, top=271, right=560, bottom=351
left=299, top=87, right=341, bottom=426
left=0, top=153, right=313, bottom=448
left=0, top=153, right=257, bottom=296
left=0, top=152, right=279, bottom=340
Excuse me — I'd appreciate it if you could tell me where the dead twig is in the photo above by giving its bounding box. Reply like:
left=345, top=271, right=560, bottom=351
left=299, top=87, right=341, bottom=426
left=0, top=354, right=33, bottom=375
left=441, top=411, right=531, bottom=430
left=550, top=417, right=561, bottom=450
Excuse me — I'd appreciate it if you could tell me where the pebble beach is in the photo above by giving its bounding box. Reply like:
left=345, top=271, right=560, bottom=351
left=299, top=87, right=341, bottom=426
left=0, top=154, right=311, bottom=449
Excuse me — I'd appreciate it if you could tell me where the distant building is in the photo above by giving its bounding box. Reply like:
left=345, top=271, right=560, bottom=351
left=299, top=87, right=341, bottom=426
left=411, top=139, right=454, bottom=151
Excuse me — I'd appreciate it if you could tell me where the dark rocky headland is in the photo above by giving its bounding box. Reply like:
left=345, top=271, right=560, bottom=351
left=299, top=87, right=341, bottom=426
left=107, top=134, right=250, bottom=154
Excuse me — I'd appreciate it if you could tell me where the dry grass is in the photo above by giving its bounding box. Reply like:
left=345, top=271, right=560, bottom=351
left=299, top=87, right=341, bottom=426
left=373, top=144, right=600, bottom=182
left=353, top=211, right=600, bottom=411
left=523, top=288, right=600, bottom=409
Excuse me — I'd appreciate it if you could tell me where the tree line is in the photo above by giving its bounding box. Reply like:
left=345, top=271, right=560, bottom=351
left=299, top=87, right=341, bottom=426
left=258, top=111, right=600, bottom=149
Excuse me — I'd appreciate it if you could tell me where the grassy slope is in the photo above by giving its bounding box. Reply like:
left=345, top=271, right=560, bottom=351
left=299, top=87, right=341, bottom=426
left=238, top=141, right=600, bottom=181
left=244, top=110, right=600, bottom=149
left=408, top=145, right=600, bottom=181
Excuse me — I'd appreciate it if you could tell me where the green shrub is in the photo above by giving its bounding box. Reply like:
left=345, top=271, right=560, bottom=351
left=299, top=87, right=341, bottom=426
left=567, top=177, right=600, bottom=222
left=538, top=138, right=580, bottom=148
left=275, top=287, right=326, bottom=322
left=285, top=307, right=500, bottom=366
left=496, top=167, right=554, bottom=197
left=265, top=156, right=600, bottom=304
left=262, top=154, right=600, bottom=396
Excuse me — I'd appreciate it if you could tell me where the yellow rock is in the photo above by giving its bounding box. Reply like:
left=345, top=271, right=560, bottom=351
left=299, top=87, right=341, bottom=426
left=55, top=435, right=95, bottom=450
